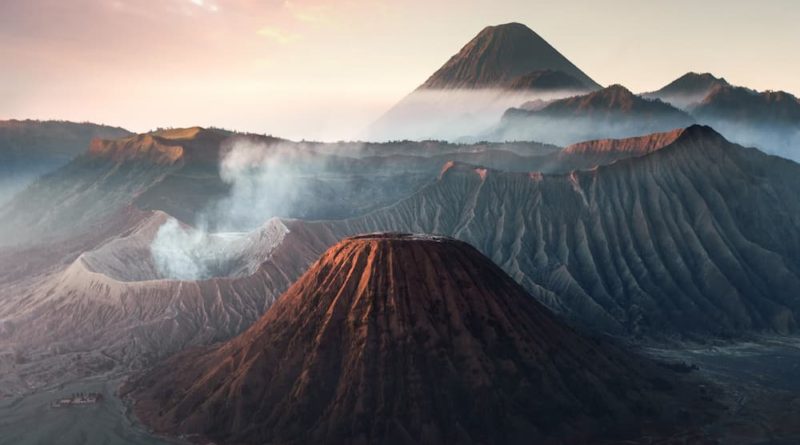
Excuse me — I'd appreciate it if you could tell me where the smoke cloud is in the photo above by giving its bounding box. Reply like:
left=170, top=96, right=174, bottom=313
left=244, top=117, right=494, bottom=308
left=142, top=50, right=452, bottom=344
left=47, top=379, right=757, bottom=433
left=149, top=137, right=331, bottom=280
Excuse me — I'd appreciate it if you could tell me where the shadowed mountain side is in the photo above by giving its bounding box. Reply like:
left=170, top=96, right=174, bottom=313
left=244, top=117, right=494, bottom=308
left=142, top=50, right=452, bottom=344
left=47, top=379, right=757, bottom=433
left=689, top=85, right=800, bottom=160
left=492, top=85, right=695, bottom=145
left=642, top=72, right=730, bottom=109
left=693, top=85, right=800, bottom=124
left=505, top=69, right=595, bottom=91
left=642, top=75, right=800, bottom=160
left=124, top=234, right=716, bottom=445
left=300, top=126, right=800, bottom=337
left=0, top=119, right=131, bottom=204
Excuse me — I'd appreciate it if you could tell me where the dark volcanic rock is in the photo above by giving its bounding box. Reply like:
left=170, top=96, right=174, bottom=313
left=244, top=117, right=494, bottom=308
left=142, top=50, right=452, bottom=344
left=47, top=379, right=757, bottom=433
left=125, top=234, right=710, bottom=444
left=306, top=126, right=800, bottom=338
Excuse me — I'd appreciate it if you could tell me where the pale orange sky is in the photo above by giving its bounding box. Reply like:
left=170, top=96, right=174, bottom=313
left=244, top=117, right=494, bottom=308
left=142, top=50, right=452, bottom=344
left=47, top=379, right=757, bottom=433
left=1, top=0, right=798, bottom=140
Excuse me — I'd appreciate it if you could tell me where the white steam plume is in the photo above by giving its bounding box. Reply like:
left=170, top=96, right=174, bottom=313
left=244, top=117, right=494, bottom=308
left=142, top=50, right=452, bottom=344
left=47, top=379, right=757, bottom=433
left=150, top=137, right=320, bottom=280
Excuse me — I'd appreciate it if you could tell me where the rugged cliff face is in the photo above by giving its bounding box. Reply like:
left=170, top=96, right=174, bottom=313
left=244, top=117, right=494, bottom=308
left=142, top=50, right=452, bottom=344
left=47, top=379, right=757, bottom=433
left=310, top=126, right=800, bottom=337
left=3, top=125, right=798, bottom=396
left=125, top=234, right=713, bottom=445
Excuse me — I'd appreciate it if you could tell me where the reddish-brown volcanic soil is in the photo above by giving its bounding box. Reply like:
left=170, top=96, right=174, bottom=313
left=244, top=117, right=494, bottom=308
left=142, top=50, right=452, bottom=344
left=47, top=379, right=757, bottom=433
left=562, top=128, right=685, bottom=157
left=125, top=234, right=716, bottom=445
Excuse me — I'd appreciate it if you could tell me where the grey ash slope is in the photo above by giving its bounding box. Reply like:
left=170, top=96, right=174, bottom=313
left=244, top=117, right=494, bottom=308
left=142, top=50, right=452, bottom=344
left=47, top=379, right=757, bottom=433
left=304, top=125, right=800, bottom=338
left=419, top=22, right=600, bottom=90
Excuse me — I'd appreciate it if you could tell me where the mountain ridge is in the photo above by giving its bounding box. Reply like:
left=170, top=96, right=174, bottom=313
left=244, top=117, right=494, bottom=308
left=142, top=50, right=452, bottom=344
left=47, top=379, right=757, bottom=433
left=124, top=233, right=715, bottom=444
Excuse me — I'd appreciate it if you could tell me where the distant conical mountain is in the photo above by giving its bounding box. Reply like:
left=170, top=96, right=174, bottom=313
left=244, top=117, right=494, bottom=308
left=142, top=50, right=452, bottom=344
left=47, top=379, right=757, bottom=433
left=367, top=23, right=599, bottom=141
left=125, top=233, right=711, bottom=444
left=493, top=84, right=695, bottom=145
left=642, top=72, right=730, bottom=109
left=419, top=22, right=600, bottom=90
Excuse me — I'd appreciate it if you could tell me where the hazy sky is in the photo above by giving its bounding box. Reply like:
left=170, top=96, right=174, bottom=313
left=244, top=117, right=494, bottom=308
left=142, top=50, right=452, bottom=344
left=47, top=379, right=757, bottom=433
left=1, top=0, right=798, bottom=140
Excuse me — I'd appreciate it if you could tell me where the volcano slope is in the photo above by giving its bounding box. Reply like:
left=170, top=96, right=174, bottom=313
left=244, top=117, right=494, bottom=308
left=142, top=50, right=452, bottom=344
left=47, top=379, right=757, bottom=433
left=302, top=126, right=800, bottom=338
left=3, top=126, right=657, bottom=393
left=0, top=210, right=335, bottom=394
left=124, top=234, right=715, bottom=445
left=0, top=127, right=563, bottom=247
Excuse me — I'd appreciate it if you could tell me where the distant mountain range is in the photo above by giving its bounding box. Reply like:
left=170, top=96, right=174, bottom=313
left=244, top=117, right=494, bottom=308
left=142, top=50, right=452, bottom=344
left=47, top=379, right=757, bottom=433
left=642, top=72, right=730, bottom=109
left=493, top=84, right=695, bottom=145
left=0, top=119, right=130, bottom=204
left=368, top=22, right=799, bottom=161
left=3, top=124, right=799, bottom=398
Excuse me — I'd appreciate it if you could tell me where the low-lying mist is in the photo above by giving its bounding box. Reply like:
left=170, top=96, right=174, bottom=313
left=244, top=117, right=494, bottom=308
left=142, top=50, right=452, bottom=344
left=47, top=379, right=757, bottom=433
left=692, top=118, right=800, bottom=161
left=366, top=88, right=587, bottom=142
left=488, top=114, right=695, bottom=146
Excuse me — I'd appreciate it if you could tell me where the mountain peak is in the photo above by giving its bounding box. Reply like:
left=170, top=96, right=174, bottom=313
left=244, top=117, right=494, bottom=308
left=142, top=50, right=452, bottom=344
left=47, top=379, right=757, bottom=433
left=667, top=72, right=729, bottom=91
left=642, top=72, right=730, bottom=108
left=419, top=22, right=600, bottom=90
left=694, top=85, right=800, bottom=124
left=539, top=84, right=668, bottom=113
left=124, top=232, right=708, bottom=444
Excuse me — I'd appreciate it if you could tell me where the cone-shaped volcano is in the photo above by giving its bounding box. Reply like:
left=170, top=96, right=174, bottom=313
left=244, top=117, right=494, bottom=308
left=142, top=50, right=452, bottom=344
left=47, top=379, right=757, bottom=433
left=125, top=233, right=713, bottom=444
left=419, top=22, right=600, bottom=90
